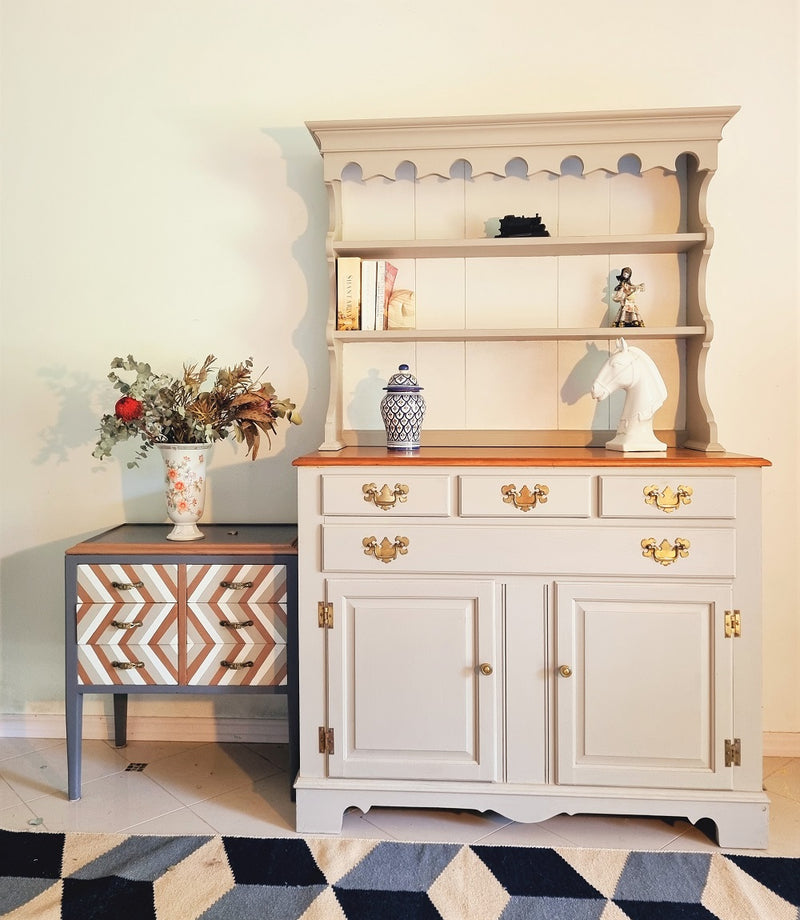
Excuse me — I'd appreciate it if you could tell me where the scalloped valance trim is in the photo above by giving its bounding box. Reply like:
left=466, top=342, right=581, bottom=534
left=307, top=106, right=739, bottom=181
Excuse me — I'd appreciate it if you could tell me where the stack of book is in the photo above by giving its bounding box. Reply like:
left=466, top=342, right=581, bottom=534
left=336, top=258, right=404, bottom=331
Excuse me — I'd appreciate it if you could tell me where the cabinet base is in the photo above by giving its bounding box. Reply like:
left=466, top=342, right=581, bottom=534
left=294, top=780, right=770, bottom=849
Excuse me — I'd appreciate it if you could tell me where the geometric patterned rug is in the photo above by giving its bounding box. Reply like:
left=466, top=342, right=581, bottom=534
left=1, top=829, right=798, bottom=919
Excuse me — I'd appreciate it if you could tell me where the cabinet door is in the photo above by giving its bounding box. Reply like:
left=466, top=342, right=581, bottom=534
left=555, top=581, right=733, bottom=790
left=326, top=578, right=499, bottom=781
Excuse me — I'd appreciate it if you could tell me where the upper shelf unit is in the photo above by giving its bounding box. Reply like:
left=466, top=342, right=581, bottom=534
left=306, top=107, right=739, bottom=452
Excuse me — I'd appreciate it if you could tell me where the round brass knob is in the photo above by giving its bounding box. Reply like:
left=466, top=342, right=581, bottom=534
left=559, top=664, right=573, bottom=678
left=479, top=663, right=494, bottom=676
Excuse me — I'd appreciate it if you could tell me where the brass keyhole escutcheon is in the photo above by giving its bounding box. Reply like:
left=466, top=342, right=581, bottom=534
left=559, top=664, right=573, bottom=678
left=479, top=663, right=494, bottom=676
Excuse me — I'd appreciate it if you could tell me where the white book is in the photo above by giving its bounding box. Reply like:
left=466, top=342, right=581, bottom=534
left=360, top=260, right=378, bottom=330
left=375, top=260, right=387, bottom=331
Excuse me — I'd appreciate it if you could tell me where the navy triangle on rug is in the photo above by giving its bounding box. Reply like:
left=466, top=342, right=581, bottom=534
left=0, top=828, right=798, bottom=919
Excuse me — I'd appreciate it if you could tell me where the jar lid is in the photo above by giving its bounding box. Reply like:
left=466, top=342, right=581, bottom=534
left=384, top=364, right=423, bottom=392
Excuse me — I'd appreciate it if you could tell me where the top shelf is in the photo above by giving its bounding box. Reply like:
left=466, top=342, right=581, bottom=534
left=332, top=233, right=706, bottom=259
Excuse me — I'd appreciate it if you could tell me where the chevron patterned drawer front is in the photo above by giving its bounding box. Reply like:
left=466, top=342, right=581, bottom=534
left=185, top=642, right=288, bottom=686
left=186, top=563, right=287, bottom=605
left=76, top=563, right=179, bottom=604
left=77, top=641, right=179, bottom=686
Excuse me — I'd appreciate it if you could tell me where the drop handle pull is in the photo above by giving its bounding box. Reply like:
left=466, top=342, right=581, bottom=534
left=479, top=663, right=494, bottom=676
left=220, top=580, right=253, bottom=590
left=559, top=665, right=573, bottom=678
left=111, top=620, right=143, bottom=630
left=111, top=581, right=144, bottom=591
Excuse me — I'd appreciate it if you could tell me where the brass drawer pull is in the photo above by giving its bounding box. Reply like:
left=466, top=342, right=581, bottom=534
left=559, top=664, right=573, bottom=678
left=219, top=619, right=254, bottom=630
left=643, top=484, right=693, bottom=513
left=220, top=580, right=253, bottom=590
left=363, top=482, right=409, bottom=511
left=111, top=580, right=144, bottom=591
left=479, top=663, right=494, bottom=676
left=221, top=659, right=254, bottom=670
left=111, top=660, right=144, bottom=670
left=363, top=535, right=409, bottom=564
left=111, top=620, right=143, bottom=630
left=641, top=537, right=691, bottom=566
left=501, top=483, right=549, bottom=512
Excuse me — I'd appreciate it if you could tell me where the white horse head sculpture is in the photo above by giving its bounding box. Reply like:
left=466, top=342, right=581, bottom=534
left=591, top=338, right=668, bottom=452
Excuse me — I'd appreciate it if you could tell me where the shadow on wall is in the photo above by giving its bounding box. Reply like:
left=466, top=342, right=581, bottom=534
left=0, top=533, right=99, bottom=718
left=261, top=124, right=329, bottom=426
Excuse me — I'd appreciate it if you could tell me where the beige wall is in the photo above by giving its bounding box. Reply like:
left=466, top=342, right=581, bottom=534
left=1, top=0, right=798, bottom=734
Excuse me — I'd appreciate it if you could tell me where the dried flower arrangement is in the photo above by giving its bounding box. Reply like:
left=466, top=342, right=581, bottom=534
left=93, top=355, right=301, bottom=467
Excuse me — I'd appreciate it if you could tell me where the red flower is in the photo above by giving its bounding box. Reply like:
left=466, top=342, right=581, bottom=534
left=114, top=396, right=143, bottom=422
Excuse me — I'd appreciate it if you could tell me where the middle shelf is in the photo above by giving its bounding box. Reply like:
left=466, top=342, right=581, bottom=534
left=333, top=326, right=707, bottom=343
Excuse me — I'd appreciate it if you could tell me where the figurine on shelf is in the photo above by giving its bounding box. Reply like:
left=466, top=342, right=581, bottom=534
left=611, top=266, right=646, bottom=327
left=495, top=214, right=550, bottom=238
left=591, top=338, right=667, bottom=452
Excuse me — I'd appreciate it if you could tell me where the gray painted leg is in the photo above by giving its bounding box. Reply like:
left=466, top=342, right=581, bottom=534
left=66, top=692, right=83, bottom=801
left=113, top=694, right=128, bottom=747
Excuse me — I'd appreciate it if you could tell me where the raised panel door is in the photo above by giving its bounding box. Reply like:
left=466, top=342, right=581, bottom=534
left=325, top=578, right=499, bottom=781
left=555, top=581, right=734, bottom=790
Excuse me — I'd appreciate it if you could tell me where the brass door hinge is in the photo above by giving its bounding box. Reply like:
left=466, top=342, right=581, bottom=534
left=318, top=727, right=335, bottom=755
left=725, top=738, right=741, bottom=767
left=724, top=610, right=741, bottom=638
left=318, top=601, right=334, bottom=629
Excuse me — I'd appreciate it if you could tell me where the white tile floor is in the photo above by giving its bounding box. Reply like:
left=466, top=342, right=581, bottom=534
left=0, top=737, right=797, bottom=855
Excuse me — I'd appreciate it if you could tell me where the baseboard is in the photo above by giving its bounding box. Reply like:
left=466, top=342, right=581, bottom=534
left=1, top=715, right=794, bottom=757
left=763, top=732, right=800, bottom=757
left=0, top=713, right=289, bottom=745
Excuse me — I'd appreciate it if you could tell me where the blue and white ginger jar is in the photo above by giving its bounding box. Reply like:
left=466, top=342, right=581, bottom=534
left=380, top=364, right=426, bottom=450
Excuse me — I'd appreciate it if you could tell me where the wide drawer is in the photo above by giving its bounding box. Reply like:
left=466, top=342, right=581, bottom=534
left=77, top=563, right=178, bottom=604
left=599, top=476, right=736, bottom=519
left=322, top=524, right=735, bottom=578
left=321, top=473, right=451, bottom=516
left=186, top=643, right=287, bottom=686
left=187, top=601, right=288, bottom=646
left=186, top=563, right=287, bottom=605
left=76, top=602, right=177, bottom=646
left=459, top=474, right=592, bottom=517
left=78, top=642, right=178, bottom=686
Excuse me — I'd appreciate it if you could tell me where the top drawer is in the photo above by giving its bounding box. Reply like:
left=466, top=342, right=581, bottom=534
left=459, top=474, right=592, bottom=518
left=322, top=474, right=451, bottom=516
left=599, top=476, right=736, bottom=519
left=77, top=564, right=178, bottom=604
left=187, top=564, right=287, bottom=605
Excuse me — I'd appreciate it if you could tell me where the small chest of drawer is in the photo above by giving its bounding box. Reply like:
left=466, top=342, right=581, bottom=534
left=322, top=473, right=451, bottom=516
left=599, top=476, right=736, bottom=519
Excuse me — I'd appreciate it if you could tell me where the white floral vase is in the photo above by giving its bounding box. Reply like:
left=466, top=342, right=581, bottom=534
left=157, top=443, right=210, bottom=541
